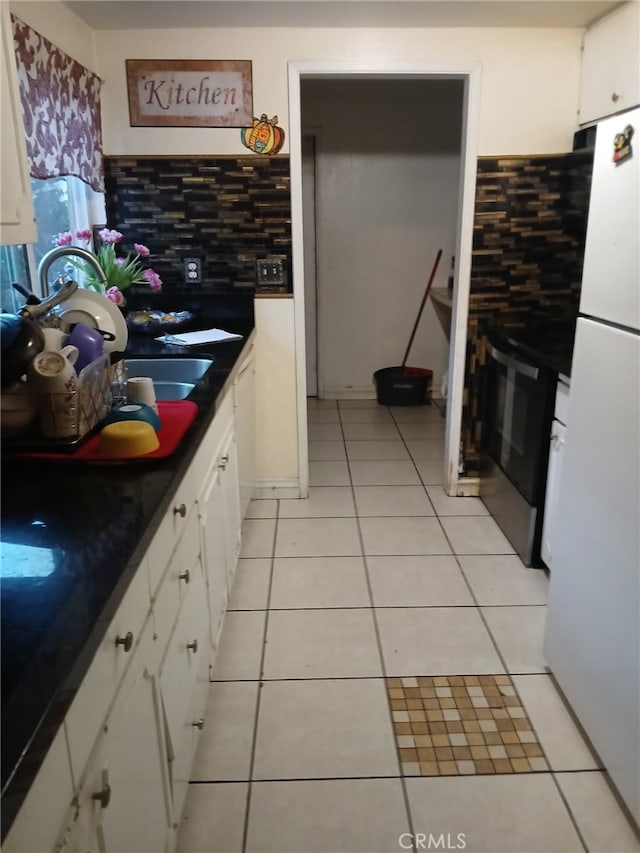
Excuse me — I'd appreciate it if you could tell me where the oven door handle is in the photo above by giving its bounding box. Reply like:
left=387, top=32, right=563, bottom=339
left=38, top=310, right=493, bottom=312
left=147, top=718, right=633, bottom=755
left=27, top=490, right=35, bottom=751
left=487, top=343, right=539, bottom=380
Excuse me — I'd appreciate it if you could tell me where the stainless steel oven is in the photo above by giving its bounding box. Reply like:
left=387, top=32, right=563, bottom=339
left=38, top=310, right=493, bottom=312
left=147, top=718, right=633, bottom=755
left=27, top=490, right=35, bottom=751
left=482, top=338, right=557, bottom=566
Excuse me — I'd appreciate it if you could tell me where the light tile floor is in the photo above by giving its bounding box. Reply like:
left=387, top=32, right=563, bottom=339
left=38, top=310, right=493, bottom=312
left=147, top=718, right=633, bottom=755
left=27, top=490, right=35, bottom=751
left=176, top=399, right=640, bottom=853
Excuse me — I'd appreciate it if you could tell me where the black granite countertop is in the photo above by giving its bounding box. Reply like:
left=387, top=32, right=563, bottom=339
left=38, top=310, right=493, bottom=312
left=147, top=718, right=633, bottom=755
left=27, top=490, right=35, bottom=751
left=0, top=294, right=254, bottom=838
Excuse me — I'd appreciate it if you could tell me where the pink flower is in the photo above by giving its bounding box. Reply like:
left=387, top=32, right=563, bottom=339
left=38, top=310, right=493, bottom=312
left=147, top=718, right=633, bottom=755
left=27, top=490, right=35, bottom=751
left=75, top=229, right=93, bottom=241
left=54, top=231, right=73, bottom=246
left=134, top=243, right=150, bottom=258
left=106, top=286, right=124, bottom=305
left=114, top=257, right=126, bottom=267
left=98, top=228, right=123, bottom=244
left=142, top=268, right=163, bottom=291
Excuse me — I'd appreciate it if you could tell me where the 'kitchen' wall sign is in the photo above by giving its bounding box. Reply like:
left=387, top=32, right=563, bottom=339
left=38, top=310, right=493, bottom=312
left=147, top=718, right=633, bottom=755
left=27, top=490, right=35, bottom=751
left=126, top=59, right=253, bottom=127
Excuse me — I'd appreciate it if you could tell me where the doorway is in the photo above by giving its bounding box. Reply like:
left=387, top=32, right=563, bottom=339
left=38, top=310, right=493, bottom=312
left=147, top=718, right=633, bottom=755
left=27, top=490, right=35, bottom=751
left=301, top=77, right=464, bottom=402
left=289, top=63, right=481, bottom=497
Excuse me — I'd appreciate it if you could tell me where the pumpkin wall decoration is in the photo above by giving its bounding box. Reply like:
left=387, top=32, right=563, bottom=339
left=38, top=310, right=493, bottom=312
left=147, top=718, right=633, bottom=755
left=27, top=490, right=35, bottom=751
left=240, top=113, right=285, bottom=154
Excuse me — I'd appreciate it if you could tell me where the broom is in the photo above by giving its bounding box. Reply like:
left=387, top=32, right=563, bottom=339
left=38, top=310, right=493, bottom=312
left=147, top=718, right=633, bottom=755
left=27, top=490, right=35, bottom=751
left=401, top=247, right=443, bottom=377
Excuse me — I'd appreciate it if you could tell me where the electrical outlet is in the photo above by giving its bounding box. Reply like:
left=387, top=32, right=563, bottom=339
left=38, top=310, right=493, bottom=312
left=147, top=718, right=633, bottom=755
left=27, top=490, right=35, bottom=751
left=184, top=257, right=202, bottom=284
left=256, top=259, right=285, bottom=288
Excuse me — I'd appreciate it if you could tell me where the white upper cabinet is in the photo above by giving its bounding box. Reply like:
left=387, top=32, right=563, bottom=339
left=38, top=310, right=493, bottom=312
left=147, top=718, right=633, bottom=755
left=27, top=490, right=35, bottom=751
left=579, top=1, right=640, bottom=125
left=0, top=3, right=36, bottom=245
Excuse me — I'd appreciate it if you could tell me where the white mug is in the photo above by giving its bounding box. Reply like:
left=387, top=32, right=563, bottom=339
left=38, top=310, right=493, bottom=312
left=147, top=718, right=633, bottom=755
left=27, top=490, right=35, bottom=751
left=29, top=346, right=80, bottom=438
left=127, top=376, right=158, bottom=415
left=41, top=327, right=68, bottom=351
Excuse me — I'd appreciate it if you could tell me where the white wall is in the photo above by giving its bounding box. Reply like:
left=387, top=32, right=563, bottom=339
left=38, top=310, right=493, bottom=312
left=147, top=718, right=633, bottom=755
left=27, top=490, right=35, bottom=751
left=302, top=78, right=462, bottom=397
left=254, top=298, right=299, bottom=490
left=88, top=20, right=582, bottom=487
left=93, top=26, right=584, bottom=156
left=10, top=1, right=98, bottom=71
left=80, top=14, right=584, bottom=489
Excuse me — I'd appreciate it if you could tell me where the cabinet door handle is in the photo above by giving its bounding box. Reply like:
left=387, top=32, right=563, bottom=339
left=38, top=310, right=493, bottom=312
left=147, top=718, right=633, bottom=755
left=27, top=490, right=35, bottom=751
left=611, top=92, right=620, bottom=103
left=173, top=503, right=187, bottom=518
left=115, top=631, right=134, bottom=652
left=179, top=569, right=191, bottom=584
left=187, top=639, right=198, bottom=653
left=218, top=454, right=229, bottom=470
left=92, top=771, right=111, bottom=809
left=192, top=718, right=204, bottom=730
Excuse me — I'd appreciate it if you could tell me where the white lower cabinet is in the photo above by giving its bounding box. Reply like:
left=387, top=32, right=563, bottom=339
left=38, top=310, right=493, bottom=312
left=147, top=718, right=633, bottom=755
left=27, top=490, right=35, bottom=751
left=198, top=458, right=228, bottom=652
left=3, top=727, right=75, bottom=853
left=221, top=429, right=241, bottom=593
left=63, top=556, right=153, bottom=788
left=61, top=623, right=170, bottom=853
left=159, top=559, right=209, bottom=833
left=5, top=340, right=255, bottom=853
left=197, top=416, right=241, bottom=656
left=234, top=342, right=256, bottom=519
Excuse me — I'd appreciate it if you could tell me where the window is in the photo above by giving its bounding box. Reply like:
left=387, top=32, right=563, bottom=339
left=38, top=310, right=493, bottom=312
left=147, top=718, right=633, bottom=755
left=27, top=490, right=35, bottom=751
left=0, top=244, right=30, bottom=313
left=0, top=175, right=105, bottom=309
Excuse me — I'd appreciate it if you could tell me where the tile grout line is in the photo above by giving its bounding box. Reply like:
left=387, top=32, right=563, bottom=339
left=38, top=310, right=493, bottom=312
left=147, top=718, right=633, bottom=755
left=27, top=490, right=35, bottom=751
left=426, top=481, right=591, bottom=843
left=338, top=399, right=419, bottom=852
left=240, top=496, right=281, bottom=853
left=344, top=403, right=575, bottom=795
left=444, top=544, right=575, bottom=787
left=388, top=400, right=446, bottom=499
left=233, top=403, right=587, bottom=849
left=178, top=403, right=621, bottom=850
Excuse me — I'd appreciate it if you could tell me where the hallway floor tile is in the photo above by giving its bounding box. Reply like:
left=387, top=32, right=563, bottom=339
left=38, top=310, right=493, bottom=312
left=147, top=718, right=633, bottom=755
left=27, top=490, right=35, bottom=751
left=177, top=398, right=638, bottom=853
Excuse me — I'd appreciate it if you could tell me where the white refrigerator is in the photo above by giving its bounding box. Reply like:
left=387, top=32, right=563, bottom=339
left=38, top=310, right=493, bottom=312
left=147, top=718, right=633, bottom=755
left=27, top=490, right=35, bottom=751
left=544, top=106, right=640, bottom=825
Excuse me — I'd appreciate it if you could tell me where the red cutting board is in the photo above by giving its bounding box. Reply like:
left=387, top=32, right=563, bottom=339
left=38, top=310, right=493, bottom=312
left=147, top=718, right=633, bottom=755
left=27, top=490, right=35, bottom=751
left=18, top=401, right=198, bottom=462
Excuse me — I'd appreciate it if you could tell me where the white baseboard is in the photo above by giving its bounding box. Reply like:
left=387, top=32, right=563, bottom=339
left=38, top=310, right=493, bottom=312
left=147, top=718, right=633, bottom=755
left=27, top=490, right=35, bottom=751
left=456, top=477, right=481, bottom=497
left=320, top=388, right=377, bottom=400
left=253, top=481, right=301, bottom=499
left=314, top=389, right=445, bottom=403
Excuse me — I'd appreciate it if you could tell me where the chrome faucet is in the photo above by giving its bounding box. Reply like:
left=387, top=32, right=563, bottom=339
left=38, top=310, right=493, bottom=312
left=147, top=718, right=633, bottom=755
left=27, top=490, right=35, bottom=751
left=37, top=246, right=108, bottom=297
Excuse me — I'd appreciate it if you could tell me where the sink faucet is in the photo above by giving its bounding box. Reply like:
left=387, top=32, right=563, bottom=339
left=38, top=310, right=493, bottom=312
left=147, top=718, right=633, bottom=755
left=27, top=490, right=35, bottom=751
left=37, top=246, right=108, bottom=297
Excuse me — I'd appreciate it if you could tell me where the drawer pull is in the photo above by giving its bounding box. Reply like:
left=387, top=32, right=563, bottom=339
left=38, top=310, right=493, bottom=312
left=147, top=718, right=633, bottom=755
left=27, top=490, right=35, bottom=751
left=173, top=503, right=187, bottom=518
left=115, top=632, right=134, bottom=653
left=192, top=718, right=204, bottom=730
left=92, top=772, right=111, bottom=809
left=187, top=639, right=198, bottom=653
left=218, top=454, right=229, bottom=470
left=179, top=569, right=191, bottom=584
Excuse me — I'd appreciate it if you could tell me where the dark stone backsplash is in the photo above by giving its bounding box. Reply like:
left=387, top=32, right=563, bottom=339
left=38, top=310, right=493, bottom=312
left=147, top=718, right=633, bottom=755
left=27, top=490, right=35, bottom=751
left=103, top=150, right=593, bottom=479
left=461, top=149, right=594, bottom=475
left=104, top=155, right=292, bottom=294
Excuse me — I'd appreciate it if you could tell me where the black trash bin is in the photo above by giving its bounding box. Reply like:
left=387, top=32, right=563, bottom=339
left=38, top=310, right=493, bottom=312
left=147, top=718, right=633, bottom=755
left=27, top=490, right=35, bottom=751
left=373, top=366, right=433, bottom=405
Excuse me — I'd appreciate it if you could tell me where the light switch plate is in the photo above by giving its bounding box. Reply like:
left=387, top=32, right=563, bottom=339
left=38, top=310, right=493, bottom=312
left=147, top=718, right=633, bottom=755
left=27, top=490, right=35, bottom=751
left=256, top=259, right=285, bottom=287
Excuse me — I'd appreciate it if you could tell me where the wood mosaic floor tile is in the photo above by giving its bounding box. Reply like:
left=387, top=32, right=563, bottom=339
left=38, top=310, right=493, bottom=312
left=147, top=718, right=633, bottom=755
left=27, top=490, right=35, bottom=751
left=386, top=674, right=548, bottom=777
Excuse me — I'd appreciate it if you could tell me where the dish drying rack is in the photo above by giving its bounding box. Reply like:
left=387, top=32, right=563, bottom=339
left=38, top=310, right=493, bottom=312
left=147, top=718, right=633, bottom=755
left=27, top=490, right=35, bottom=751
left=41, top=355, right=127, bottom=445
left=5, top=356, right=127, bottom=453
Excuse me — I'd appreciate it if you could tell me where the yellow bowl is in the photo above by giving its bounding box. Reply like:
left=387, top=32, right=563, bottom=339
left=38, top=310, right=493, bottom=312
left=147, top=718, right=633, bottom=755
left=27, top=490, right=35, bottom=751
left=99, top=420, right=160, bottom=458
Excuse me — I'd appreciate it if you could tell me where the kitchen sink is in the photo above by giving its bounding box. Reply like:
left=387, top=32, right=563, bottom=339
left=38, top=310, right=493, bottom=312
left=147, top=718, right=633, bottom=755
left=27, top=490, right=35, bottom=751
left=125, top=357, right=214, bottom=383
left=124, top=357, right=214, bottom=400
left=150, top=381, right=196, bottom=401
